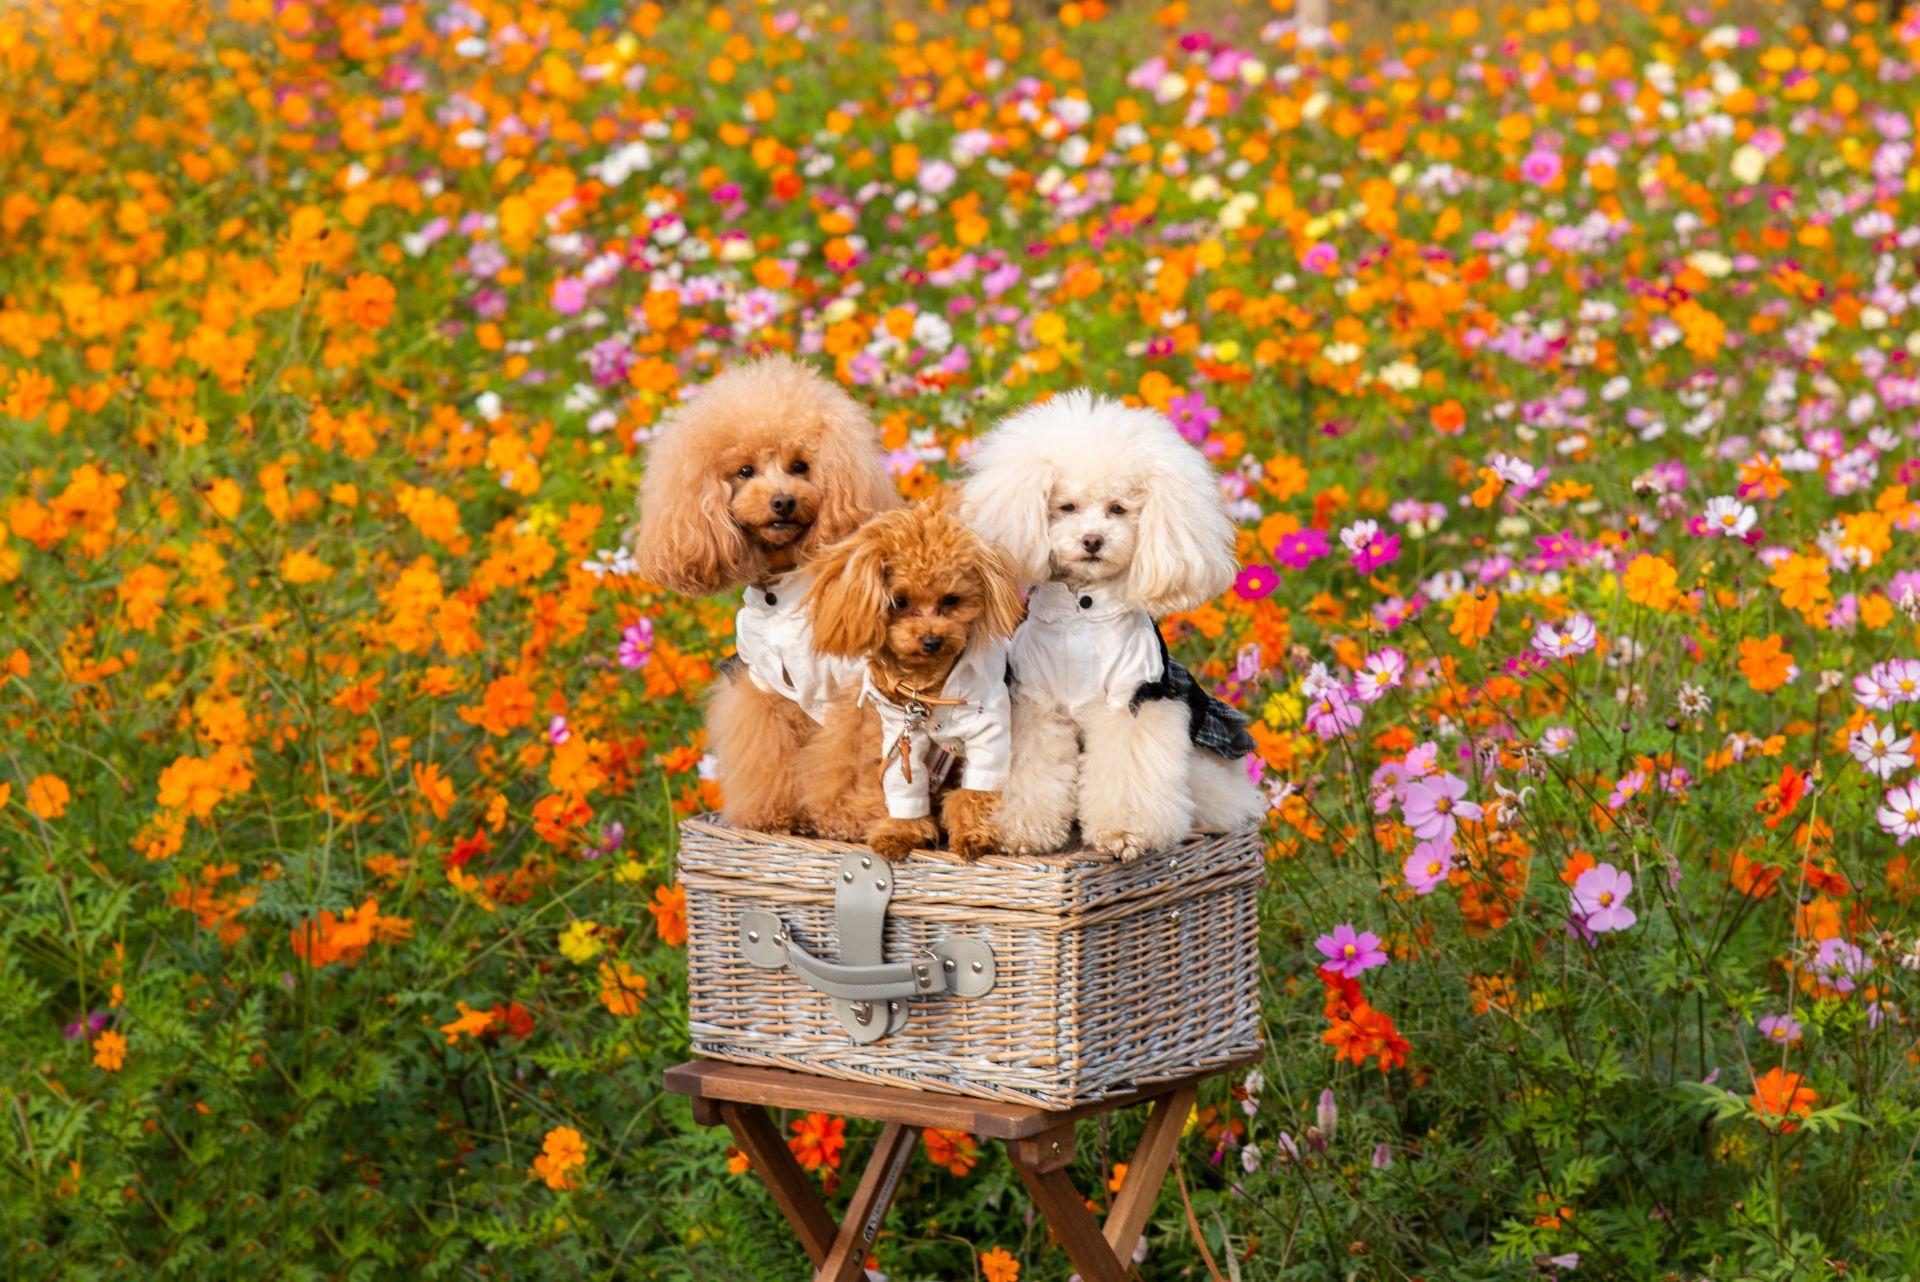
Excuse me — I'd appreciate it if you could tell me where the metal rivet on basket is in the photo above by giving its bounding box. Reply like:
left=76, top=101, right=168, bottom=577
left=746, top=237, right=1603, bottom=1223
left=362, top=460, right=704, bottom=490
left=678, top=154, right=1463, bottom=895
left=1169, top=909, right=1183, bottom=925
left=1050, top=1140, right=1062, bottom=1155
left=888, top=1001, right=900, bottom=1012
left=942, top=958, right=956, bottom=973
left=876, top=880, right=888, bottom=892
left=971, top=961, right=984, bottom=974
left=747, top=930, right=760, bottom=943
left=841, top=871, right=854, bottom=883
left=1168, top=856, right=1179, bottom=871
left=861, top=856, right=872, bottom=869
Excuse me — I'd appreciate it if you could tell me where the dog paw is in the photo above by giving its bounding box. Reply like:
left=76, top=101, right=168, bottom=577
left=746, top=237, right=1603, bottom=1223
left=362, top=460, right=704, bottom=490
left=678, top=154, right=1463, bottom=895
left=996, top=816, right=1071, bottom=856
left=869, top=816, right=937, bottom=861
left=1087, top=828, right=1160, bottom=862
left=949, top=827, right=994, bottom=861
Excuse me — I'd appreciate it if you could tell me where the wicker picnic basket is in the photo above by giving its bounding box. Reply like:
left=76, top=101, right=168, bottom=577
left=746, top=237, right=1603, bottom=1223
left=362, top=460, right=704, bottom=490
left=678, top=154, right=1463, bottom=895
left=678, top=816, right=1264, bottom=1109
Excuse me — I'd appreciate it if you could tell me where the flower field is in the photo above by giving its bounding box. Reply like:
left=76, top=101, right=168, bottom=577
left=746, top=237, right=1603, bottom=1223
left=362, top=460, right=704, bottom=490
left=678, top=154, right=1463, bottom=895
left=8, top=0, right=1920, bottom=1275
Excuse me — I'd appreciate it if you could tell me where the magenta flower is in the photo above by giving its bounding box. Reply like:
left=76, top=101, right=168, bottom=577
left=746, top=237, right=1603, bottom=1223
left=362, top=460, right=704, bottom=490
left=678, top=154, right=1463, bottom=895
left=1315, top=924, right=1387, bottom=979
left=1168, top=392, right=1220, bottom=443
left=1350, top=530, right=1401, bottom=574
left=1401, top=772, right=1481, bottom=842
left=617, top=619, right=655, bottom=670
left=1301, top=241, right=1339, bottom=275
left=1756, top=1013, right=1802, bottom=1045
left=1571, top=863, right=1636, bottom=933
left=1403, top=841, right=1454, bottom=895
left=1520, top=149, right=1562, bottom=187
left=1273, top=527, right=1329, bottom=570
left=548, top=715, right=571, bottom=746
left=1233, top=564, right=1279, bottom=600
left=550, top=276, right=588, bottom=316
left=1305, top=689, right=1363, bottom=740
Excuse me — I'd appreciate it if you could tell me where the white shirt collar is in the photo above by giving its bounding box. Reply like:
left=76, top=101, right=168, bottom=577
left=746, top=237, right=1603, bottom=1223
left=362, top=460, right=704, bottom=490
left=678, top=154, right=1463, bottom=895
left=1026, top=579, right=1135, bottom=623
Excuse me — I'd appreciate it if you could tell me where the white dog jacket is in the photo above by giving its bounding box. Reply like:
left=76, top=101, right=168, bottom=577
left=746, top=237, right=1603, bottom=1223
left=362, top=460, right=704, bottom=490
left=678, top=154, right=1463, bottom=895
left=1012, top=581, right=1258, bottom=759
left=862, top=638, right=1013, bottom=820
left=733, top=570, right=864, bottom=725
left=1009, top=582, right=1163, bottom=712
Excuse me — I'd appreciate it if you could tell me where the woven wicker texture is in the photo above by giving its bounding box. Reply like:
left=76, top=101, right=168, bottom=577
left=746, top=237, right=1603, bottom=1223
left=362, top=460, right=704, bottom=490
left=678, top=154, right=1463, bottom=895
left=680, top=817, right=1263, bottom=1108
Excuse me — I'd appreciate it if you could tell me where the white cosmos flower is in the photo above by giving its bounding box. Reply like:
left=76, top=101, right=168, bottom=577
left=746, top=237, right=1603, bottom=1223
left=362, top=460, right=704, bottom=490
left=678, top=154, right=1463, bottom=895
left=1852, top=722, right=1916, bottom=781
left=1881, top=782, right=1920, bottom=846
left=1701, top=495, right=1756, bottom=538
left=1533, top=614, right=1598, bottom=659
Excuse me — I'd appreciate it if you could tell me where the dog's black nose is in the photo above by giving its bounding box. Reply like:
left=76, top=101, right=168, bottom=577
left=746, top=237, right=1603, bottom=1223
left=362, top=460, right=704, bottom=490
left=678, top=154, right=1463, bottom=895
left=919, top=635, right=945, bottom=654
left=770, top=493, right=797, bottom=518
left=1081, top=533, right=1104, bottom=554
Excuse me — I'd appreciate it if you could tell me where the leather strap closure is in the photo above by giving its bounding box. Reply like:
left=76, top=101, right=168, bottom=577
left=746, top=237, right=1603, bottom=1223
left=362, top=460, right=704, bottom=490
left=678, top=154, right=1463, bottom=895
left=738, top=851, right=996, bottom=1044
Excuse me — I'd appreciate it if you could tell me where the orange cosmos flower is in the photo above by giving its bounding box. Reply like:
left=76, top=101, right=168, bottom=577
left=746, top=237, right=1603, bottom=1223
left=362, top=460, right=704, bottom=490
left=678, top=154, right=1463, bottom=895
left=980, top=1248, right=1020, bottom=1282
left=1621, top=553, right=1678, bottom=610
left=787, top=1113, right=845, bottom=1172
left=321, top=272, right=397, bottom=332
left=1749, top=1068, right=1817, bottom=1134
left=92, top=1029, right=127, bottom=1072
left=648, top=882, right=687, bottom=946
left=598, top=961, right=647, bottom=1016
left=26, top=773, right=70, bottom=820
left=1738, top=634, right=1795, bottom=692
left=923, top=1128, right=979, bottom=1176
left=531, top=1126, right=588, bottom=1190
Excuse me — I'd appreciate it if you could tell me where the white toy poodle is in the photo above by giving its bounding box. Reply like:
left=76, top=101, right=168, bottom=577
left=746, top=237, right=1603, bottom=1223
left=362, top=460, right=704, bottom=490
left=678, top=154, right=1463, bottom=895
left=962, top=391, right=1267, bottom=859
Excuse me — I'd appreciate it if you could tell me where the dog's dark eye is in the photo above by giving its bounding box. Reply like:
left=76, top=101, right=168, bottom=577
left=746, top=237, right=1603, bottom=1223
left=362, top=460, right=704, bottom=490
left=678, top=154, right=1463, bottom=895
left=1059, top=502, right=1076, bottom=514
left=938, top=593, right=961, bottom=609
left=890, top=595, right=909, bottom=611
left=1108, top=502, right=1127, bottom=516
left=736, top=465, right=755, bottom=479
left=789, top=459, right=808, bottom=474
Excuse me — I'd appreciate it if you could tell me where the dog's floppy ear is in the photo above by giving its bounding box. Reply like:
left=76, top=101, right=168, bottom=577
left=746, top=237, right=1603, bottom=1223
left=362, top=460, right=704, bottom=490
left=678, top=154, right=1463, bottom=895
left=960, top=437, right=1053, bottom=586
left=1125, top=421, right=1239, bottom=616
left=803, top=381, right=899, bottom=552
left=629, top=418, right=745, bottom=595
left=973, top=536, right=1027, bottom=640
left=806, top=526, right=892, bottom=657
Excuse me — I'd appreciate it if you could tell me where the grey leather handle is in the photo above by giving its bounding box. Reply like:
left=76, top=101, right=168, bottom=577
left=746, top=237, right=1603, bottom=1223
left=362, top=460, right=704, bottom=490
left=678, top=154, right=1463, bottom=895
left=736, top=849, right=997, bottom=1044
left=782, top=934, right=948, bottom=1001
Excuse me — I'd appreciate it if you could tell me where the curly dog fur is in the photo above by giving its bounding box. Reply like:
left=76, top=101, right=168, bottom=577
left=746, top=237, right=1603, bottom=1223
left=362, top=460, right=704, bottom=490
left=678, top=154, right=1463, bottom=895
left=629, top=355, right=898, bottom=837
left=807, top=494, right=1024, bottom=860
left=963, top=391, right=1267, bottom=858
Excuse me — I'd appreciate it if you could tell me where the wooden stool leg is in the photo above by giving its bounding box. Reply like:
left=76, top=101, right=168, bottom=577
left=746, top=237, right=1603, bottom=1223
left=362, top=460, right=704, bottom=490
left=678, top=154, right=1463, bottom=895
left=716, top=1102, right=838, bottom=1267
left=816, top=1122, right=919, bottom=1282
left=1008, top=1145, right=1131, bottom=1282
left=1103, top=1083, right=1198, bottom=1261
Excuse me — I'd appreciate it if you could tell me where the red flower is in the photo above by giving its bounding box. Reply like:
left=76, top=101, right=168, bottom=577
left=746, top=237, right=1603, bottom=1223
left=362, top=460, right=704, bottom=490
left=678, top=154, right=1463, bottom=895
left=788, top=1113, right=845, bottom=1172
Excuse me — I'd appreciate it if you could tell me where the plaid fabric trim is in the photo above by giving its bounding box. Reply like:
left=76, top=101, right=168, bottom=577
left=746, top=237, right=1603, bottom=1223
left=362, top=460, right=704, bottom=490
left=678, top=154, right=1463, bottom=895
left=1129, top=627, right=1256, bottom=760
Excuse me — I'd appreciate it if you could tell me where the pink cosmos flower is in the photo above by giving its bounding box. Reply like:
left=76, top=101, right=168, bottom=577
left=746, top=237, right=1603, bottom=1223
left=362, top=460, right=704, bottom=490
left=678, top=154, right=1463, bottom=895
left=1756, top=1014, right=1802, bottom=1045
left=1272, top=527, right=1329, bottom=570
left=1401, top=772, right=1482, bottom=842
left=1306, top=689, right=1363, bottom=740
left=1315, top=924, right=1387, bottom=979
left=1301, top=242, right=1338, bottom=275
left=1353, top=648, right=1406, bottom=703
left=550, top=276, right=588, bottom=316
left=1532, top=613, right=1597, bottom=660
left=1813, top=937, right=1870, bottom=992
left=617, top=620, right=655, bottom=670
left=548, top=716, right=570, bottom=746
left=1233, top=564, right=1278, bottom=600
left=1571, top=863, right=1636, bottom=933
left=1403, top=841, right=1453, bottom=895
left=1168, top=392, right=1220, bottom=443
left=1349, top=530, right=1400, bottom=574
left=1520, top=149, right=1562, bottom=187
